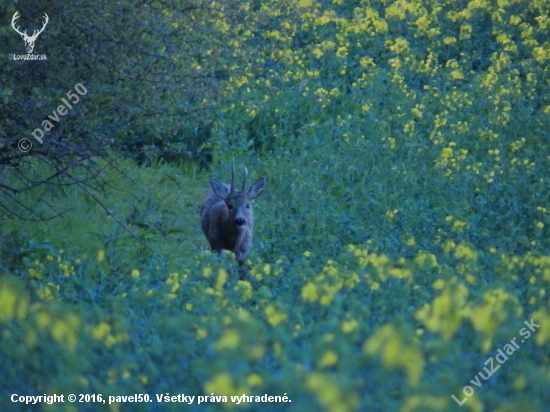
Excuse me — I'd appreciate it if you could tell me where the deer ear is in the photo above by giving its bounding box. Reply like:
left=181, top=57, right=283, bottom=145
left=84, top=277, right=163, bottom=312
left=211, top=178, right=230, bottom=199
left=248, top=176, right=266, bottom=199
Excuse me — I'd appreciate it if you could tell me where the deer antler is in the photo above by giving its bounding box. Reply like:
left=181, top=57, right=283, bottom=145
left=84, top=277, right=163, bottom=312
left=242, top=166, right=248, bottom=191
left=27, top=13, right=49, bottom=41
left=32, top=13, right=49, bottom=39
left=11, top=11, right=26, bottom=37
left=230, top=158, right=235, bottom=194
left=11, top=11, right=48, bottom=40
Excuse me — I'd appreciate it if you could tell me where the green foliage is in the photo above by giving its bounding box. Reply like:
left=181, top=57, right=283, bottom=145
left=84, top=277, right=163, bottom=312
left=1, top=0, right=244, bottom=182
left=2, top=0, right=550, bottom=411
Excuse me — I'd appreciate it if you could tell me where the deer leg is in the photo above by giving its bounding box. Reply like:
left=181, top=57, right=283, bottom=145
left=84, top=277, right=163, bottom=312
left=237, top=260, right=248, bottom=280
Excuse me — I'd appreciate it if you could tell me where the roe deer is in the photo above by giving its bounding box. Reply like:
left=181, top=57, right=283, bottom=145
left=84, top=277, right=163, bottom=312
left=200, top=159, right=266, bottom=269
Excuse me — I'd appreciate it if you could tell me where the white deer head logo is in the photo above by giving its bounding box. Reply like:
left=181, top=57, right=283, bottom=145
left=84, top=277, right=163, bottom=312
left=11, top=11, right=49, bottom=54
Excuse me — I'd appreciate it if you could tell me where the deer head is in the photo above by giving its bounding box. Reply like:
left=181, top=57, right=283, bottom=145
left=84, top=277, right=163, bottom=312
left=12, top=11, right=49, bottom=54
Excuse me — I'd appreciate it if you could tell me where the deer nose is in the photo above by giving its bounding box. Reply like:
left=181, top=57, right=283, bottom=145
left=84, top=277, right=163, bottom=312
left=234, top=217, right=246, bottom=226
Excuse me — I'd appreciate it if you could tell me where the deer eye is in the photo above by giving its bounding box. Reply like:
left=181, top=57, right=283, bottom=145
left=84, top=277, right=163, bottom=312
left=246, top=204, right=250, bottom=209
left=227, top=204, right=234, bottom=210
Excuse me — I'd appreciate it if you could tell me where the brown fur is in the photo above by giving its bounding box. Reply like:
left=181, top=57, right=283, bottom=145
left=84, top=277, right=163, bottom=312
left=200, top=161, right=266, bottom=266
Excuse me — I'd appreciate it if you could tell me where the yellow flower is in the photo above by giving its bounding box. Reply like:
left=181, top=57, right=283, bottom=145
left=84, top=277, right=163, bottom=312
left=265, top=305, right=287, bottom=326
left=50, top=313, right=80, bottom=351
left=91, top=322, right=111, bottom=340
left=531, top=309, right=550, bottom=346
left=373, top=19, right=388, bottom=33
left=37, top=283, right=59, bottom=301
left=533, top=46, right=549, bottom=63
left=415, top=15, right=430, bottom=30
left=131, top=269, right=140, bottom=278
left=414, top=252, right=437, bottom=268
left=389, top=268, right=412, bottom=279
left=342, top=319, right=359, bottom=333
left=312, top=48, right=324, bottom=59
left=359, top=57, right=374, bottom=67
left=59, top=262, right=74, bottom=276
left=386, top=209, right=398, bottom=221
left=364, top=324, right=424, bottom=387
left=411, top=108, right=423, bottom=118
left=0, top=278, right=29, bottom=323
left=389, top=58, right=401, bottom=69
left=443, top=240, right=456, bottom=253
left=415, top=281, right=469, bottom=340
left=204, top=373, right=244, bottom=397
left=301, top=282, right=319, bottom=302
left=454, top=243, right=477, bottom=260
left=386, top=4, right=406, bottom=19
left=509, top=15, right=521, bottom=25
left=401, top=395, right=448, bottom=412
left=216, top=268, right=227, bottom=290
left=315, top=16, right=330, bottom=26
left=336, top=47, right=348, bottom=58
left=318, top=350, right=338, bottom=368
left=451, top=70, right=464, bottom=80
left=247, top=373, right=263, bottom=387
left=442, top=147, right=453, bottom=158
left=305, top=372, right=359, bottom=412
left=467, top=289, right=521, bottom=351
left=234, top=280, right=253, bottom=300
left=392, top=37, right=409, bottom=53
left=366, top=8, right=379, bottom=20
left=434, top=113, right=447, bottom=128
left=214, top=329, right=241, bottom=351
left=196, top=327, right=208, bottom=340
left=29, top=268, right=42, bottom=279
left=452, top=220, right=468, bottom=231
left=433, top=279, right=445, bottom=290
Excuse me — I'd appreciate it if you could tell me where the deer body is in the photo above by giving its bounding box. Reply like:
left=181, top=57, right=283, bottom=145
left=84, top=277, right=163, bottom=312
left=200, top=161, right=266, bottom=266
